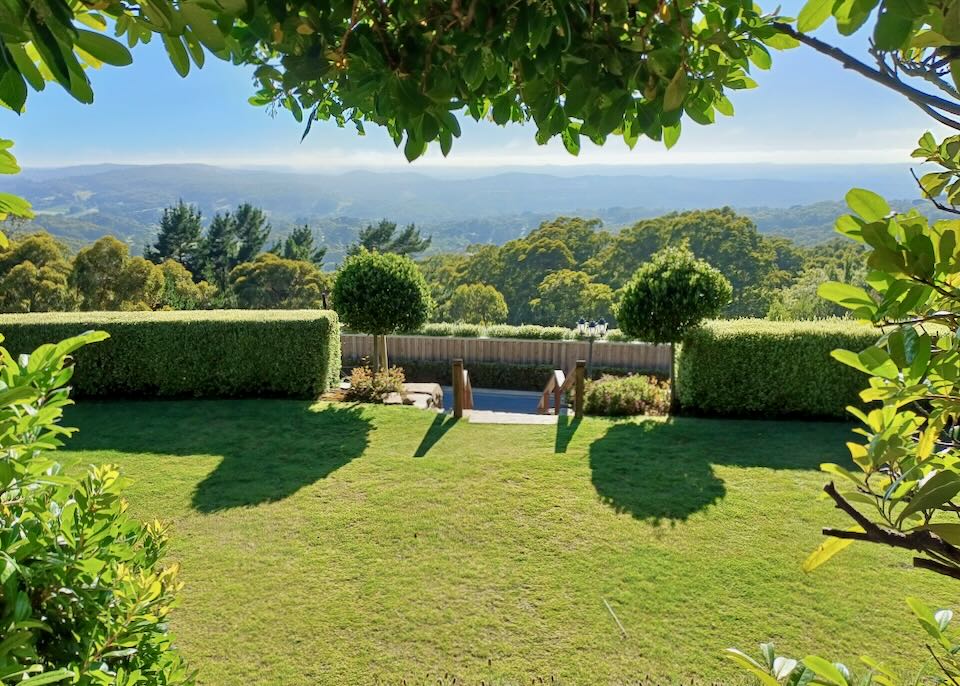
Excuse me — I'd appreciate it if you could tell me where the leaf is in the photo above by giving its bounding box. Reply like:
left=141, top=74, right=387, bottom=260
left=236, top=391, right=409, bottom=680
left=802, top=528, right=862, bottom=572
left=663, top=68, right=688, bottom=112
left=724, top=649, right=780, bottom=686
left=873, top=10, right=913, bottom=51
left=0, top=64, right=27, bottom=113
left=906, top=596, right=951, bottom=649
left=20, top=670, right=75, bottom=685
left=898, top=470, right=960, bottom=523
left=816, top=282, right=876, bottom=317
left=663, top=122, right=681, bottom=149
left=924, top=523, right=960, bottom=545
left=180, top=2, right=226, bottom=51
left=75, top=30, right=133, bottom=66
left=797, top=0, right=833, bottom=32
left=161, top=34, right=190, bottom=77
left=846, top=188, right=891, bottom=222
left=802, top=656, right=849, bottom=686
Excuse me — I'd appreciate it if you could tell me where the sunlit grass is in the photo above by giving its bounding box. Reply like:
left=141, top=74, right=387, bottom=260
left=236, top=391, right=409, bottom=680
left=61, top=400, right=953, bottom=686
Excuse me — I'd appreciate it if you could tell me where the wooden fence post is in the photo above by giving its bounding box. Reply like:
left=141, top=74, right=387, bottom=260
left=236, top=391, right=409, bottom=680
left=452, top=358, right=464, bottom=418
left=574, top=359, right=586, bottom=417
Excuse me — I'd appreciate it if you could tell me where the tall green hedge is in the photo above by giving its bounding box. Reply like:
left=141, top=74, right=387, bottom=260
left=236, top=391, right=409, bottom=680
left=675, top=319, right=878, bottom=418
left=0, top=310, right=341, bottom=398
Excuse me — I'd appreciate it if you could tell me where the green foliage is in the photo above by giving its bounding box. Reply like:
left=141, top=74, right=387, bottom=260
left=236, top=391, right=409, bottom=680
left=486, top=324, right=576, bottom=340
left=144, top=200, right=204, bottom=276
left=71, top=236, right=165, bottom=311
left=0, top=232, right=75, bottom=312
left=350, top=219, right=432, bottom=257
left=446, top=283, right=508, bottom=325
left=0, top=310, right=341, bottom=398
left=582, top=375, right=670, bottom=417
left=530, top=269, right=615, bottom=327
left=0, top=329, right=196, bottom=685
left=270, top=224, right=326, bottom=267
left=675, top=319, right=878, bottom=418
left=794, top=143, right=960, bottom=580
left=617, top=246, right=732, bottom=344
left=345, top=365, right=405, bottom=403
left=334, top=249, right=432, bottom=336
left=230, top=253, right=331, bottom=309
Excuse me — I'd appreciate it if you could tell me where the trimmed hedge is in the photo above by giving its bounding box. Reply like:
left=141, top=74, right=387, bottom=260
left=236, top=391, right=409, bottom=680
left=344, top=357, right=644, bottom=391
left=675, top=319, right=879, bottom=418
left=0, top=310, right=341, bottom=398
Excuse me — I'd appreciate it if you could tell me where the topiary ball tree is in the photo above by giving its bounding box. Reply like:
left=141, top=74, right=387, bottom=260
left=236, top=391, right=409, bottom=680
left=616, top=246, right=732, bottom=407
left=334, top=248, right=432, bottom=372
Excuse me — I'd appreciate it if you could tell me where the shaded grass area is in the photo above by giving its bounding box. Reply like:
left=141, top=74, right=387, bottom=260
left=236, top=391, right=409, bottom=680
left=62, top=401, right=953, bottom=685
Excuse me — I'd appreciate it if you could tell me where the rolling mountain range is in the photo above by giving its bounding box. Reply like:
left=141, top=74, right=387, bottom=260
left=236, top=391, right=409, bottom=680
left=1, top=162, right=934, bottom=260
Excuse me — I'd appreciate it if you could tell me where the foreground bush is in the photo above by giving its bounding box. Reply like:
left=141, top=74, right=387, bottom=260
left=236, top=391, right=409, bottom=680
left=583, top=374, right=670, bottom=416
left=676, top=319, right=877, bottom=418
left=0, top=310, right=340, bottom=398
left=0, top=330, right=194, bottom=685
left=345, top=365, right=405, bottom=402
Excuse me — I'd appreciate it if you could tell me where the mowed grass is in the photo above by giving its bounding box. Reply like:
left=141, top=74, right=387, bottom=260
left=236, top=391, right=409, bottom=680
left=60, top=400, right=952, bottom=686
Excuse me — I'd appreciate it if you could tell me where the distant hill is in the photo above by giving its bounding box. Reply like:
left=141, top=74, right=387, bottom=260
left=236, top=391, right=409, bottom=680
left=1, top=162, right=932, bottom=259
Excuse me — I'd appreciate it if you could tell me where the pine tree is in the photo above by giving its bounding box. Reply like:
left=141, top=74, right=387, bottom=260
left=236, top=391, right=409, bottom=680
left=145, top=200, right=203, bottom=275
left=201, top=212, right=238, bottom=289
left=270, top=224, right=326, bottom=266
left=348, top=219, right=432, bottom=256
left=232, top=203, right=271, bottom=264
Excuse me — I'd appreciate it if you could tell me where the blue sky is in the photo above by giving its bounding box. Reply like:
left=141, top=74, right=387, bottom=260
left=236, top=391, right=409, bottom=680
left=2, top=2, right=947, bottom=170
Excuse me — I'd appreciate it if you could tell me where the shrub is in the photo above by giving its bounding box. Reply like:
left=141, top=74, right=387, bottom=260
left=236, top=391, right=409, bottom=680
left=345, top=365, right=405, bottom=402
left=0, top=310, right=341, bottom=398
left=675, top=319, right=878, bottom=418
left=333, top=249, right=432, bottom=336
left=605, top=328, right=633, bottom=342
left=582, top=374, right=670, bottom=416
left=419, top=322, right=456, bottom=336
left=617, top=246, right=732, bottom=343
left=0, top=330, right=195, bottom=685
left=486, top=324, right=575, bottom=340
left=450, top=322, right=483, bottom=337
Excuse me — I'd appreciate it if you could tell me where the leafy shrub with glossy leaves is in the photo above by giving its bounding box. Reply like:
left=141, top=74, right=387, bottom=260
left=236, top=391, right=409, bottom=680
left=616, top=246, right=732, bottom=344
left=333, top=249, right=432, bottom=336
left=0, top=329, right=195, bottom=685
left=0, top=310, right=340, bottom=398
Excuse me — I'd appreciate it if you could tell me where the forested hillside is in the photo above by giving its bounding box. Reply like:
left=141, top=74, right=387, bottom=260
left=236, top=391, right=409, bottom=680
left=2, top=163, right=923, bottom=259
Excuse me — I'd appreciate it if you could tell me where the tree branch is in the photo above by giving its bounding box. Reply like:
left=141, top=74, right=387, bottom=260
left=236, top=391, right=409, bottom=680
left=823, top=482, right=960, bottom=568
left=772, top=22, right=960, bottom=119
left=915, top=557, right=960, bottom=581
left=911, top=168, right=960, bottom=215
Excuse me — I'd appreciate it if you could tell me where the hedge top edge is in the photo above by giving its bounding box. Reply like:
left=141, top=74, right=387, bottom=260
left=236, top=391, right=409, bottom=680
left=0, top=310, right=339, bottom=324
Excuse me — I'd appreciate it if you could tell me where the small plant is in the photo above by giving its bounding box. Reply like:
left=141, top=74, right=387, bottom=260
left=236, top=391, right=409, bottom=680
left=346, top=365, right=405, bottom=403
left=582, top=374, right=670, bottom=416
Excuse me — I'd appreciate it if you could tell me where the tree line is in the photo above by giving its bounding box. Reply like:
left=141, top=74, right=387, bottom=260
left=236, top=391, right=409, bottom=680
left=0, top=202, right=864, bottom=321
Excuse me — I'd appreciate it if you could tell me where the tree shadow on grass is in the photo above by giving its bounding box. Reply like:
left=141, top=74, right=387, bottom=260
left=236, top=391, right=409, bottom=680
left=66, top=400, right=372, bottom=513
left=589, top=417, right=846, bottom=524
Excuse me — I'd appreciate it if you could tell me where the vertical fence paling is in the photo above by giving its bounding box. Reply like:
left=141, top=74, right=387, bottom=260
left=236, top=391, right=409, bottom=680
left=340, top=334, right=671, bottom=374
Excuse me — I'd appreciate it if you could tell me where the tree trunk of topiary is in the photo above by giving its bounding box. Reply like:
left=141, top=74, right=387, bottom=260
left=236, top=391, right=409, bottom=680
left=669, top=342, right=676, bottom=414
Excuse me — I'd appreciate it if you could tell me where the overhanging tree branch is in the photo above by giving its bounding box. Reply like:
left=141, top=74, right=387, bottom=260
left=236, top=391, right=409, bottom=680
left=822, top=482, right=960, bottom=581
left=772, top=22, right=960, bottom=121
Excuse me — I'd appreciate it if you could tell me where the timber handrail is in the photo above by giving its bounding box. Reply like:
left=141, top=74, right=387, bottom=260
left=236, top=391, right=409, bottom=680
left=537, top=360, right=586, bottom=416
left=452, top=358, right=473, bottom=417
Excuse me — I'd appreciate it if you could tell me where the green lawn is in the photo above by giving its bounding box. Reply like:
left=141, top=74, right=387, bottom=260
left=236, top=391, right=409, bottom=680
left=61, top=400, right=952, bottom=686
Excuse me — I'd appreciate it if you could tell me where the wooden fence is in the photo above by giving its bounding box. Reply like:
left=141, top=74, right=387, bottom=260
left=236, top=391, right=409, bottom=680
left=341, top=334, right=670, bottom=374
